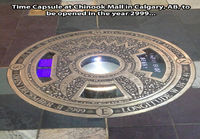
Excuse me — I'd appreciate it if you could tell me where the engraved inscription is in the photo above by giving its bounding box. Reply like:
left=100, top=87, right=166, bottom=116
left=176, top=58, right=191, bottom=65
left=7, top=30, right=195, bottom=118
left=96, top=107, right=113, bottom=117
left=10, top=64, right=25, bottom=70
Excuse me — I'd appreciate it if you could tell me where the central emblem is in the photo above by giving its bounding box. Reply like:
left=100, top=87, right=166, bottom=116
left=7, top=30, right=195, bottom=118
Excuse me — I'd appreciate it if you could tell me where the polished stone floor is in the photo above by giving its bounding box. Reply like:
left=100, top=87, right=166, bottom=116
left=0, top=0, right=200, bottom=139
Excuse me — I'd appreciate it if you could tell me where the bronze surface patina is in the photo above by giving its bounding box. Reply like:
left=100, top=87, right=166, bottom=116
left=7, top=30, right=195, bottom=118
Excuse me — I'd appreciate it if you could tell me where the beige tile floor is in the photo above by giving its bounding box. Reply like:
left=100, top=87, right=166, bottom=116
left=0, top=128, right=107, bottom=139
left=193, top=61, right=200, bottom=88
left=38, top=128, right=106, bottom=139
left=0, top=130, right=38, bottom=139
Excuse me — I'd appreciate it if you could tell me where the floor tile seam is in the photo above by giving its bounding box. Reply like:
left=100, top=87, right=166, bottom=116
left=47, top=16, right=59, bottom=36
left=36, top=129, right=40, bottom=139
left=36, top=110, right=44, bottom=139
left=105, top=118, right=109, bottom=139
left=55, top=0, right=62, bottom=35
left=108, top=124, right=176, bottom=128
left=0, top=15, right=23, bottom=20
left=175, top=123, right=200, bottom=126
left=56, top=26, right=97, bottom=30
left=0, top=89, right=16, bottom=96
left=96, top=15, right=99, bottom=29
left=39, top=127, right=106, bottom=129
left=21, top=1, right=29, bottom=17
left=0, top=3, right=13, bottom=5
left=93, top=0, right=100, bottom=29
left=15, top=25, right=59, bottom=31
left=108, top=125, right=179, bottom=128
left=55, top=9, right=60, bottom=34
left=129, top=0, right=132, bottom=5
left=167, top=107, right=180, bottom=139
left=0, top=93, right=17, bottom=96
left=15, top=0, right=29, bottom=29
left=0, top=3, right=28, bottom=6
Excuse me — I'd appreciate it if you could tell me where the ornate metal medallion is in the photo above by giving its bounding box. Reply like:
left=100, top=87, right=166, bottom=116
left=7, top=30, right=195, bottom=118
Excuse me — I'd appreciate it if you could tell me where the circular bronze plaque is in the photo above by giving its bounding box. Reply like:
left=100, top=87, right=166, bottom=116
left=7, top=30, right=195, bottom=118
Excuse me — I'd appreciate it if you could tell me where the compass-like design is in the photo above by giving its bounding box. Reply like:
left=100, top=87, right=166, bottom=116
left=7, top=30, right=195, bottom=118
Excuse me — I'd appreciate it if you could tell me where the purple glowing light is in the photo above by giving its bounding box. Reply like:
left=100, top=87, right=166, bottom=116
left=37, top=69, right=51, bottom=77
left=38, top=59, right=53, bottom=67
